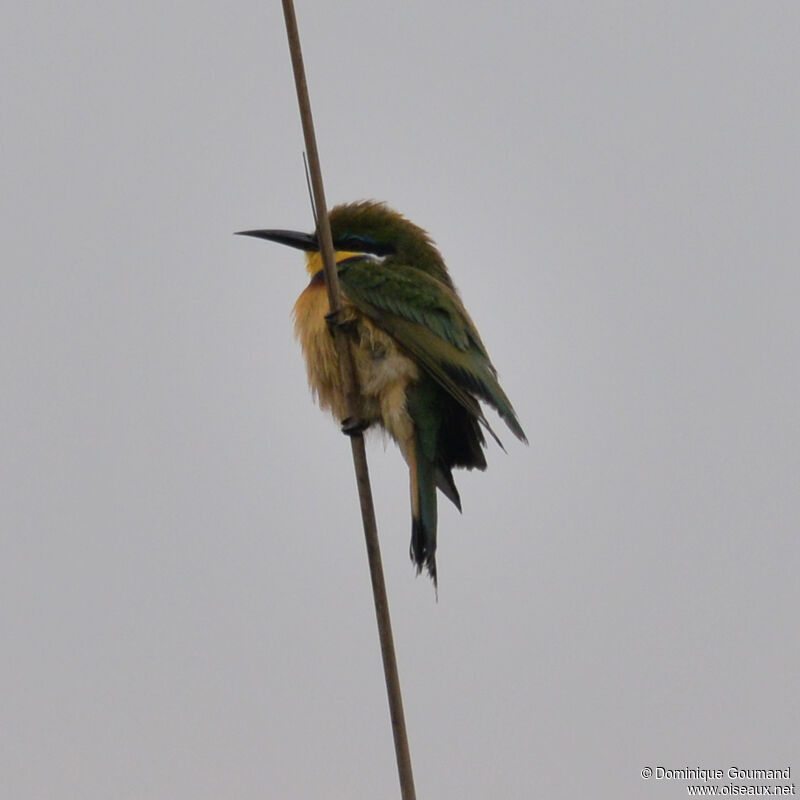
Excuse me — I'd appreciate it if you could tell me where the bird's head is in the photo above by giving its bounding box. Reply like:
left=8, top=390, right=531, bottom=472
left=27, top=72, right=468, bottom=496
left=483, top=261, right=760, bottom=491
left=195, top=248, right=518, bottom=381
left=237, top=201, right=453, bottom=287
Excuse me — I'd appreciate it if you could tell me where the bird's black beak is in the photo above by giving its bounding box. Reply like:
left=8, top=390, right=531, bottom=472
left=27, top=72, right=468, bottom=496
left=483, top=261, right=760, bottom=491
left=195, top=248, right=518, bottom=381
left=235, top=229, right=319, bottom=252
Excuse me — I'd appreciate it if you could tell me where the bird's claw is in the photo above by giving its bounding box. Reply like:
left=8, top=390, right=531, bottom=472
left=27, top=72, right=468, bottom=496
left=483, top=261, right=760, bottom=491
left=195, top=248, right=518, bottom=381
left=325, top=309, right=357, bottom=337
left=341, top=417, right=369, bottom=437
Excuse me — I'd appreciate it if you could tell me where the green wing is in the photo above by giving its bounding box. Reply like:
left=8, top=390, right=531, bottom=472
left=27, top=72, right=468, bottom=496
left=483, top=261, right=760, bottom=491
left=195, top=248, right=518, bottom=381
left=338, top=257, right=527, bottom=444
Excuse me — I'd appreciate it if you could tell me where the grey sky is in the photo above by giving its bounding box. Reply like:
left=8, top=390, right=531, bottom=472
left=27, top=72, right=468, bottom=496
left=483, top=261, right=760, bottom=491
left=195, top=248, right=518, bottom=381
left=3, top=2, right=798, bottom=798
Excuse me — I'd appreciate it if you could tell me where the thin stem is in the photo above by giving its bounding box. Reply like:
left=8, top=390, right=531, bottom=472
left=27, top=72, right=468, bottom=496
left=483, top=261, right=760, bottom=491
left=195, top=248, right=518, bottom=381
left=279, top=3, right=417, bottom=798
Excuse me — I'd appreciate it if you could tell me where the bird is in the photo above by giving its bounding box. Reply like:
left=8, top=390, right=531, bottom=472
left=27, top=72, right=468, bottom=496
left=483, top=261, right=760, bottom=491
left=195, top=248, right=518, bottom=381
left=238, top=201, right=526, bottom=586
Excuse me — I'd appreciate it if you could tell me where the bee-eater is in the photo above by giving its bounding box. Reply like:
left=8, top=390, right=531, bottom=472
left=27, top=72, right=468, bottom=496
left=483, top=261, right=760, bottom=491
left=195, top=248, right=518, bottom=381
left=239, top=201, right=526, bottom=585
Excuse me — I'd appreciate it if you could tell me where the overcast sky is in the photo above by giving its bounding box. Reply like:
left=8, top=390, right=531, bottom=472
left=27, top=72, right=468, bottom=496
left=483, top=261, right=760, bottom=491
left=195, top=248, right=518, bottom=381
left=3, top=2, right=798, bottom=798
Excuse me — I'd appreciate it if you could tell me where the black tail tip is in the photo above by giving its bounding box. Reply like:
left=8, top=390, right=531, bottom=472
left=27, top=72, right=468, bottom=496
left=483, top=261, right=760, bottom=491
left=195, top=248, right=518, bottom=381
left=410, top=518, right=438, bottom=589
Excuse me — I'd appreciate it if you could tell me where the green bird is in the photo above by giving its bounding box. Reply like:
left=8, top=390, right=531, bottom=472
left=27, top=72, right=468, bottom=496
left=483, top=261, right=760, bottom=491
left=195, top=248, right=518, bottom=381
left=239, top=201, right=526, bottom=586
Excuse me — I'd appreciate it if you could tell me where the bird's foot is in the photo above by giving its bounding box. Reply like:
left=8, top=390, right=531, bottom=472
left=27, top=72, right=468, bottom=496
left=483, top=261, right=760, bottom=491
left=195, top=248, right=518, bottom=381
left=325, top=309, right=358, bottom=338
left=341, top=416, right=369, bottom=437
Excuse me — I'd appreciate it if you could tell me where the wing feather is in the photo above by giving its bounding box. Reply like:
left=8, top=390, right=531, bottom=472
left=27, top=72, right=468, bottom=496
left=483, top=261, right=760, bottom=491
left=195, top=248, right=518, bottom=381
left=338, top=258, right=527, bottom=444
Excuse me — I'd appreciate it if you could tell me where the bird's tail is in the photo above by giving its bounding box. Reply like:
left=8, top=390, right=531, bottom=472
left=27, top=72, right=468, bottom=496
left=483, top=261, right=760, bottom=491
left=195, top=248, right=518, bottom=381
left=409, top=434, right=438, bottom=588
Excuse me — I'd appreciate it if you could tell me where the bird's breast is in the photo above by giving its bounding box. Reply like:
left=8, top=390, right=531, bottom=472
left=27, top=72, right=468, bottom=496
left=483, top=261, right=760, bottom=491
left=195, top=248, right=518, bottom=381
left=292, top=280, right=418, bottom=445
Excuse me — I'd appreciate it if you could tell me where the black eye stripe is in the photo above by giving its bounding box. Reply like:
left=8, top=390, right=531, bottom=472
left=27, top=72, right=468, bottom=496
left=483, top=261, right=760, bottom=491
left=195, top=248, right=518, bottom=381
left=334, top=234, right=395, bottom=256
